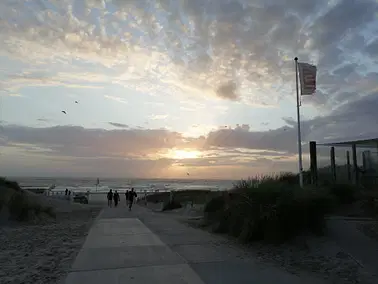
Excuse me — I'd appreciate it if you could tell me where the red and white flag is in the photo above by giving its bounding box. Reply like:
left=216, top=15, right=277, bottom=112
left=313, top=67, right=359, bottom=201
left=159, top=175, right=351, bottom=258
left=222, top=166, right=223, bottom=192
left=298, top=62, right=317, bottom=96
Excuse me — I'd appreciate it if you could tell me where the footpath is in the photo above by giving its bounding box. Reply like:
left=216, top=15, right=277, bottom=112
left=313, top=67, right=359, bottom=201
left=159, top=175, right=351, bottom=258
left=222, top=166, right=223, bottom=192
left=64, top=205, right=326, bottom=284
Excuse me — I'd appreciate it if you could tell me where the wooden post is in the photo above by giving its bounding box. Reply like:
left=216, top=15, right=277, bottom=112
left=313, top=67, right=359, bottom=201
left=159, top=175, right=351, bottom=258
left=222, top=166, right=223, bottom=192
left=346, top=151, right=351, bottom=182
left=330, top=147, right=336, bottom=182
left=352, top=143, right=358, bottom=185
left=309, top=141, right=318, bottom=185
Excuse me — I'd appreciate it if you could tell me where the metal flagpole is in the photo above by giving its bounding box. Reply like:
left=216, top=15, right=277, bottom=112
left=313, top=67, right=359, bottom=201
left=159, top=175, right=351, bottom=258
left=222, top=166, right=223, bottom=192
left=294, top=57, right=304, bottom=188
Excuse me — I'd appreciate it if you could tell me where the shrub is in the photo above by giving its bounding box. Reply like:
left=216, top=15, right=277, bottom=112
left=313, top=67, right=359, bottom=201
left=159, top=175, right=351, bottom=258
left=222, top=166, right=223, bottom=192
left=204, top=195, right=225, bottom=217
left=161, top=200, right=182, bottom=211
left=203, top=175, right=333, bottom=243
left=328, top=183, right=357, bottom=204
left=8, top=192, right=31, bottom=221
left=7, top=191, right=55, bottom=221
left=0, top=177, right=22, bottom=192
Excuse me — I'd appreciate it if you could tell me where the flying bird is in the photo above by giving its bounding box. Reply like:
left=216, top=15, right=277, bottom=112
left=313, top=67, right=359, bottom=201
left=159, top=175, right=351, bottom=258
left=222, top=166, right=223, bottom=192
left=62, top=111, right=66, bottom=114
left=75, top=101, right=78, bottom=104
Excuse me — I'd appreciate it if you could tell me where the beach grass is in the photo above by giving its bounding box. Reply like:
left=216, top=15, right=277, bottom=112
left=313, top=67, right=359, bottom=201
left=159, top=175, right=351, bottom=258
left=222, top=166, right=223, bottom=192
left=0, top=177, right=56, bottom=222
left=0, top=177, right=102, bottom=284
left=140, top=189, right=221, bottom=205
left=196, top=172, right=375, bottom=244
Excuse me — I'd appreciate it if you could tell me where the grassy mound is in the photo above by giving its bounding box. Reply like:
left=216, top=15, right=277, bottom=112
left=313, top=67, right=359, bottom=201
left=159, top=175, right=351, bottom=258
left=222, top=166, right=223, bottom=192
left=204, top=174, right=335, bottom=244
left=161, top=199, right=183, bottom=211
left=0, top=178, right=55, bottom=222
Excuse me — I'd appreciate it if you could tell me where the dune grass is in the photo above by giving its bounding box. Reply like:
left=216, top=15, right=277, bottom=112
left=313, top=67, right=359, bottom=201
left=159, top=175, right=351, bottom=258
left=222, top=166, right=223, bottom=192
left=0, top=177, right=55, bottom=222
left=202, top=172, right=365, bottom=243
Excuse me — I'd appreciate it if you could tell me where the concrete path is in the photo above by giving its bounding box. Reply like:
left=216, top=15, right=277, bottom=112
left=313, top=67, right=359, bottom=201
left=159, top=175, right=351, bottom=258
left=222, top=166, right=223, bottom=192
left=327, top=218, right=378, bottom=277
left=64, top=205, right=326, bottom=284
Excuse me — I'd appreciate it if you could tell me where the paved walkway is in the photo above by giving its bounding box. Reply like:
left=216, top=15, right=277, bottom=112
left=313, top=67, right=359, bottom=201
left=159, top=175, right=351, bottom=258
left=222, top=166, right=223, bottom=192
left=64, top=205, right=325, bottom=284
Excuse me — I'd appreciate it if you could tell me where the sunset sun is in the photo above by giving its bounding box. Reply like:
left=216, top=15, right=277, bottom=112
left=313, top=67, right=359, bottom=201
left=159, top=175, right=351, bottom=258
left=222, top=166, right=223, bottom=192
left=171, top=149, right=201, bottom=159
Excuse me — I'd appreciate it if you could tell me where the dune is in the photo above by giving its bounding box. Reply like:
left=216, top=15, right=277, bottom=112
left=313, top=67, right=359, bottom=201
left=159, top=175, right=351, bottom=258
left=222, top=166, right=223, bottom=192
left=0, top=180, right=103, bottom=284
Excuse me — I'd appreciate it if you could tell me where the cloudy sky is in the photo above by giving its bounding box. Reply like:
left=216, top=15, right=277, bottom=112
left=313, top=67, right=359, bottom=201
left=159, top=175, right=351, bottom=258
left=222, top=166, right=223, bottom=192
left=0, top=0, right=377, bottom=179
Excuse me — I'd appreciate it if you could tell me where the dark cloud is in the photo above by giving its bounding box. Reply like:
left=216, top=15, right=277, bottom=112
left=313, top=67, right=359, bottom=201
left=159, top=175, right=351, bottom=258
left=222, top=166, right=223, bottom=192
left=37, top=118, right=50, bottom=122
left=108, top=122, right=129, bottom=128
left=308, top=0, right=376, bottom=49
left=216, top=81, right=238, bottom=101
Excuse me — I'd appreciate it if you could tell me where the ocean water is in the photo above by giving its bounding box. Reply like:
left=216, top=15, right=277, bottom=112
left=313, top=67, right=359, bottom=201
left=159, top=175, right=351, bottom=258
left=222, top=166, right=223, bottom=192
left=15, top=177, right=236, bottom=194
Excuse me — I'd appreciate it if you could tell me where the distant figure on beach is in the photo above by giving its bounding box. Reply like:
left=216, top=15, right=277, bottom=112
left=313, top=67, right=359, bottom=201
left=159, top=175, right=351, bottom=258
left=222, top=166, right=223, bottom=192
left=68, top=190, right=71, bottom=196
left=107, top=189, right=113, bottom=207
left=65, top=188, right=68, bottom=195
left=125, top=190, right=129, bottom=206
left=128, top=188, right=137, bottom=211
left=113, top=190, right=120, bottom=207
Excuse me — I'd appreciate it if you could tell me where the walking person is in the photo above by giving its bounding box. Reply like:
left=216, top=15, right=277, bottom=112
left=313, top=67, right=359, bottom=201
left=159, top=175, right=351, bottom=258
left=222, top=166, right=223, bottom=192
left=107, top=189, right=113, bottom=207
left=125, top=190, right=129, bottom=207
left=128, top=188, right=137, bottom=211
left=114, top=190, right=120, bottom=207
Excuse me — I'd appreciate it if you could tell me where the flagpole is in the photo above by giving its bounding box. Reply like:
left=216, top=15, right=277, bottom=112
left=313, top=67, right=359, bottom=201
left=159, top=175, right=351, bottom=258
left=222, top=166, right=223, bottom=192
left=294, top=57, right=304, bottom=188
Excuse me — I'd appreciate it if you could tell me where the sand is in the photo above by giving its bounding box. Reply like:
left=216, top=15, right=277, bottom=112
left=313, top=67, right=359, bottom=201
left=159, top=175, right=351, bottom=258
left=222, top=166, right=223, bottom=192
left=0, top=189, right=103, bottom=284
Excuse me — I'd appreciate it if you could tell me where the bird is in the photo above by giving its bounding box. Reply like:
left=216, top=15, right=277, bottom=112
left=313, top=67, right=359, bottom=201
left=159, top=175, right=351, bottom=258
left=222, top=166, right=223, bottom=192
left=62, top=111, right=66, bottom=114
left=187, top=172, right=190, bottom=176
left=75, top=101, right=78, bottom=104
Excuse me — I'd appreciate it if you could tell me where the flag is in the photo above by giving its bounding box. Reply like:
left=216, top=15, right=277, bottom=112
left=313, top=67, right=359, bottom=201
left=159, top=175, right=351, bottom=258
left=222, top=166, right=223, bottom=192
left=298, top=62, right=317, bottom=96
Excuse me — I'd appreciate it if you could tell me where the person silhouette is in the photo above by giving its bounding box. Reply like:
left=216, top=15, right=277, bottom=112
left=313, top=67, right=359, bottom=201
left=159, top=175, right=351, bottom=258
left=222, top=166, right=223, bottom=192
left=107, top=189, right=113, bottom=207
left=128, top=188, right=137, bottom=211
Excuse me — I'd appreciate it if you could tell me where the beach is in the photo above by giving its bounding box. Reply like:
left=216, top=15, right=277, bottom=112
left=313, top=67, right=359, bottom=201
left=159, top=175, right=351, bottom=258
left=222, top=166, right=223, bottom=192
left=0, top=188, right=102, bottom=284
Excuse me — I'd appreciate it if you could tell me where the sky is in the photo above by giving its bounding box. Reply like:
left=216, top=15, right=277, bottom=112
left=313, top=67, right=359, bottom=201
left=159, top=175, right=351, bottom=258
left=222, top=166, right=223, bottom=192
left=0, top=0, right=378, bottom=179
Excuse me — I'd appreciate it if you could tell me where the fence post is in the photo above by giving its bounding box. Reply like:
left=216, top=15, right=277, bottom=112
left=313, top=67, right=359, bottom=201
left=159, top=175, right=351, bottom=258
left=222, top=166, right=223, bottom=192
left=352, top=143, right=358, bottom=185
left=346, top=151, right=351, bottom=182
left=330, top=147, right=336, bottom=182
left=309, top=141, right=318, bottom=185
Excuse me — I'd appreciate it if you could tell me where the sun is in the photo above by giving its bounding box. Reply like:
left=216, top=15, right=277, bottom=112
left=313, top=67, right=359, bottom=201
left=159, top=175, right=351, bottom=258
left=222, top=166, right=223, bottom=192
left=171, top=149, right=201, bottom=159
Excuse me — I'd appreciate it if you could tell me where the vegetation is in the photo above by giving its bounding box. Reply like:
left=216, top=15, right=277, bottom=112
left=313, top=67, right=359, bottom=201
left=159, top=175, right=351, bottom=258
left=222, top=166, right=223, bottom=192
left=161, top=199, right=183, bottom=211
left=140, top=189, right=218, bottom=205
left=0, top=177, right=55, bottom=222
left=202, top=173, right=366, bottom=244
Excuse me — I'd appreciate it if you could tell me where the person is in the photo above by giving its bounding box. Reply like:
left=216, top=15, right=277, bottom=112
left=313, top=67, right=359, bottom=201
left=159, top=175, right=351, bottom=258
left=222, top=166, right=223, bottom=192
left=107, top=189, right=113, bottom=207
left=65, top=188, right=68, bottom=196
left=125, top=190, right=129, bottom=206
left=128, top=188, right=137, bottom=211
left=113, top=190, right=120, bottom=207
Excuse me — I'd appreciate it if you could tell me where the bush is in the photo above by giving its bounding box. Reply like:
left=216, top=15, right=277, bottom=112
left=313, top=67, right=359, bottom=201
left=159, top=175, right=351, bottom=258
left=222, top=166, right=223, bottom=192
left=204, top=175, right=334, bottom=243
left=161, top=200, right=182, bottom=211
left=0, top=177, right=22, bottom=192
left=8, top=192, right=31, bottom=221
left=328, top=183, right=357, bottom=204
left=7, top=191, right=55, bottom=221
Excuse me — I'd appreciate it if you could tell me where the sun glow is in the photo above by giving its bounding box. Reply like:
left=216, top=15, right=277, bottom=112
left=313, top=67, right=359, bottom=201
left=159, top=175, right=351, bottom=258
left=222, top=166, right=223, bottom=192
left=170, top=149, right=201, bottom=159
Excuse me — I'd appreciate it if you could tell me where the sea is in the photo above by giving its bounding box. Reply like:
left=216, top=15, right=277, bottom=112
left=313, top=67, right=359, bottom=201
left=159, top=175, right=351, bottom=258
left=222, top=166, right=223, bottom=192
left=14, top=177, right=236, bottom=194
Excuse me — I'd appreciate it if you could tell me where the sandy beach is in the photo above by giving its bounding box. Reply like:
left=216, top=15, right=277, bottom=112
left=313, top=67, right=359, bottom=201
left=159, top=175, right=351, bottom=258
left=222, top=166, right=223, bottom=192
left=0, top=189, right=103, bottom=284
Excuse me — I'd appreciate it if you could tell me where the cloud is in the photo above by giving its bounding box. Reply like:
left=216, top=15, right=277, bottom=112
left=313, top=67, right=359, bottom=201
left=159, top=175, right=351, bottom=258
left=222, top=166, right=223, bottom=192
left=0, top=0, right=376, bottom=106
left=2, top=80, right=378, bottom=178
left=37, top=118, right=50, bottom=122
left=149, top=114, right=168, bottom=120
left=216, top=81, right=239, bottom=101
left=108, top=122, right=129, bottom=128
left=104, top=95, right=128, bottom=104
